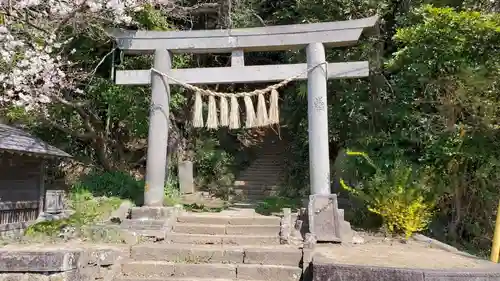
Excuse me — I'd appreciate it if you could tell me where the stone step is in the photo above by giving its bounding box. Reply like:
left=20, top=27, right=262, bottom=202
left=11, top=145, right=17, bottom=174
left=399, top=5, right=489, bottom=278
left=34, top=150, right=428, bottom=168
left=233, top=181, right=276, bottom=188
left=172, top=223, right=281, bottom=236
left=176, top=214, right=281, bottom=225
left=165, top=233, right=280, bottom=245
left=233, top=189, right=273, bottom=196
left=131, top=244, right=302, bottom=266
left=115, top=278, right=238, bottom=281
left=121, top=219, right=165, bottom=230
left=242, top=169, right=283, bottom=173
left=121, top=261, right=301, bottom=281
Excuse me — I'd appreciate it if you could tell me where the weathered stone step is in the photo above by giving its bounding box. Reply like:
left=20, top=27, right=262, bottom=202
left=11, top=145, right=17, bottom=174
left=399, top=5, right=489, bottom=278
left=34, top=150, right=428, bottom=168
left=121, top=219, right=165, bottom=230
left=121, top=261, right=301, bottom=281
left=115, top=278, right=238, bottom=281
left=233, top=189, right=274, bottom=196
left=173, top=223, right=280, bottom=235
left=177, top=214, right=281, bottom=225
left=131, top=244, right=302, bottom=266
left=234, top=179, right=281, bottom=185
left=241, top=170, right=283, bottom=174
left=165, top=233, right=280, bottom=245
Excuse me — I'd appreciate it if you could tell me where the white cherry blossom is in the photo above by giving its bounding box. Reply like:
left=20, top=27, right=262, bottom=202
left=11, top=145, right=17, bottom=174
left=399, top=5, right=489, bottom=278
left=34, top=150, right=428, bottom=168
left=0, top=0, right=162, bottom=110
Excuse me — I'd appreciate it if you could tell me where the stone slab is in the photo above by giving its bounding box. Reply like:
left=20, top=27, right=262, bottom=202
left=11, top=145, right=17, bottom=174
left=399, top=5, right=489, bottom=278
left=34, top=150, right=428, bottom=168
left=171, top=263, right=236, bottom=279
left=243, top=248, right=302, bottom=266
left=228, top=216, right=281, bottom=226
left=312, top=262, right=500, bottom=281
left=423, top=269, right=500, bottom=281
left=177, top=215, right=230, bottom=225
left=121, top=219, right=166, bottom=230
left=0, top=250, right=82, bottom=272
left=113, top=276, right=236, bottom=281
left=173, top=223, right=226, bottom=235
left=308, top=194, right=347, bottom=242
left=178, top=161, right=195, bottom=194
left=176, top=215, right=280, bottom=226
left=166, top=233, right=280, bottom=245
left=131, top=244, right=244, bottom=264
left=122, top=261, right=236, bottom=279
left=84, top=247, right=128, bottom=266
left=236, top=264, right=302, bottom=281
left=131, top=207, right=177, bottom=220
left=0, top=270, right=80, bottom=281
left=166, top=233, right=223, bottom=244
left=121, top=261, right=175, bottom=278
left=313, top=263, right=425, bottom=281
left=222, top=235, right=280, bottom=246
left=226, top=225, right=280, bottom=235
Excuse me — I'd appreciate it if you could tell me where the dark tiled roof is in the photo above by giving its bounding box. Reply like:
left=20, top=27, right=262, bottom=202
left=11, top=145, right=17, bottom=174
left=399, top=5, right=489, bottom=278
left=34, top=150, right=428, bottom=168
left=0, top=124, right=71, bottom=158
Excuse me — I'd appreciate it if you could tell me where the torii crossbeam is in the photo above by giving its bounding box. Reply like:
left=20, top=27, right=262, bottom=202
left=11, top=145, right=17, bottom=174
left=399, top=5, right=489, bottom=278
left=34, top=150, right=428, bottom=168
left=111, top=16, right=378, bottom=225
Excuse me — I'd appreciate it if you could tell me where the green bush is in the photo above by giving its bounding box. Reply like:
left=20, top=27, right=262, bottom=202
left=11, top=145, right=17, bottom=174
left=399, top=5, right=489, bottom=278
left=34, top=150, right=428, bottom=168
left=74, top=170, right=144, bottom=203
left=340, top=151, right=435, bottom=238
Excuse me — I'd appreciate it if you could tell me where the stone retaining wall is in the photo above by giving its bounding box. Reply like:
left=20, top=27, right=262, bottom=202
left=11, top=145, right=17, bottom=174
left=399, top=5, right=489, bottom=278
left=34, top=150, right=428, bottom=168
left=312, top=256, right=500, bottom=281
left=0, top=245, right=127, bottom=281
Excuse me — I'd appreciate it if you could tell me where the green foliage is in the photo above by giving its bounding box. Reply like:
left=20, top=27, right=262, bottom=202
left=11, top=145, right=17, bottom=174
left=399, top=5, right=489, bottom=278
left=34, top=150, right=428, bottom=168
left=255, top=196, right=302, bottom=215
left=74, top=170, right=144, bottom=203
left=194, top=138, right=240, bottom=199
left=164, top=171, right=181, bottom=206
left=340, top=151, right=435, bottom=238
left=25, top=189, right=123, bottom=238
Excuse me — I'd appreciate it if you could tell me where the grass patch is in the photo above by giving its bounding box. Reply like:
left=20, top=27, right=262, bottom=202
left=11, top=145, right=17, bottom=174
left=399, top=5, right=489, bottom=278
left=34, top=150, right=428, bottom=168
left=23, top=189, right=125, bottom=241
left=255, top=196, right=301, bottom=215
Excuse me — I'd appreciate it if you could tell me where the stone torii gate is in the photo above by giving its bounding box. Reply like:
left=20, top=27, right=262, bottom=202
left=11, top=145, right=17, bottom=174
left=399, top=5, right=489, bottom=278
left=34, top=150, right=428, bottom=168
left=111, top=16, right=378, bottom=242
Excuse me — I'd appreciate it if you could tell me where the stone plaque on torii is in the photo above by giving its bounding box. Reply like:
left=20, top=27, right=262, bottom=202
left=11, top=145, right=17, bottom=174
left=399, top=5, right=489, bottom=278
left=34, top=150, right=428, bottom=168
left=110, top=16, right=378, bottom=243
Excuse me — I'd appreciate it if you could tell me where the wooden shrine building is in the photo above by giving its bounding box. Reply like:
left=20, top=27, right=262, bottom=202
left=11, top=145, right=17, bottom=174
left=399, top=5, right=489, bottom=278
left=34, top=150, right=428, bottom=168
left=0, top=124, right=71, bottom=236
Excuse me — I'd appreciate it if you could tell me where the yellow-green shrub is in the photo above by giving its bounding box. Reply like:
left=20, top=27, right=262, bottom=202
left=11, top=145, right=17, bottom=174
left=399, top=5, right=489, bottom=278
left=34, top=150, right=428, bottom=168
left=340, top=151, right=435, bottom=238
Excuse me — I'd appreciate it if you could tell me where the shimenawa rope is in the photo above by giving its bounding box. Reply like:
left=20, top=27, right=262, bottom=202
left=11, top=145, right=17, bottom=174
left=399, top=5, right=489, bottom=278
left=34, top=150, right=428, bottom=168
left=151, top=62, right=328, bottom=129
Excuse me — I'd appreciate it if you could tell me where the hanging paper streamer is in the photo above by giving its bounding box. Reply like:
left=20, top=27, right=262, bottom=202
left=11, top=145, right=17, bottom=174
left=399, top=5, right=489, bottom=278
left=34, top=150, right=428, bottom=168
left=219, top=96, right=229, bottom=127
left=256, top=92, right=269, bottom=126
left=268, top=89, right=280, bottom=125
left=191, top=91, right=280, bottom=129
left=206, top=95, right=218, bottom=129
left=244, top=95, right=256, bottom=128
left=229, top=95, right=240, bottom=129
left=193, top=92, right=204, bottom=128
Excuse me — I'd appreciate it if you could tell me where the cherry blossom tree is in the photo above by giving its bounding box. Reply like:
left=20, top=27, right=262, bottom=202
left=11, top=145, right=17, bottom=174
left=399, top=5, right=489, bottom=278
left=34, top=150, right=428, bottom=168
left=0, top=0, right=219, bottom=111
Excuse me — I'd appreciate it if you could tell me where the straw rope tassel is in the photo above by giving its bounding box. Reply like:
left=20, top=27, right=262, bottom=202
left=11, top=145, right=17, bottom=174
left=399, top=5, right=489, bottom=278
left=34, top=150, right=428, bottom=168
left=219, top=96, right=229, bottom=127
left=244, top=96, right=256, bottom=128
left=206, top=95, right=218, bottom=129
left=229, top=95, right=240, bottom=129
left=256, top=92, right=269, bottom=127
left=193, top=91, right=204, bottom=127
left=268, top=89, right=280, bottom=125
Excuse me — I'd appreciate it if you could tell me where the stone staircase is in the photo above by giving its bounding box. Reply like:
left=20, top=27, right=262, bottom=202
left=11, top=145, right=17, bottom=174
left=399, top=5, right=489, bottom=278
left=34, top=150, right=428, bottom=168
left=114, top=208, right=304, bottom=281
left=233, top=136, right=287, bottom=202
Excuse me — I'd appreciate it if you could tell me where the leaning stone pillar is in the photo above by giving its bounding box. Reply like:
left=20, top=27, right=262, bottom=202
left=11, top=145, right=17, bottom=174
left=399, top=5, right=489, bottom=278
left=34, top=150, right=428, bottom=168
left=144, top=49, right=171, bottom=207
